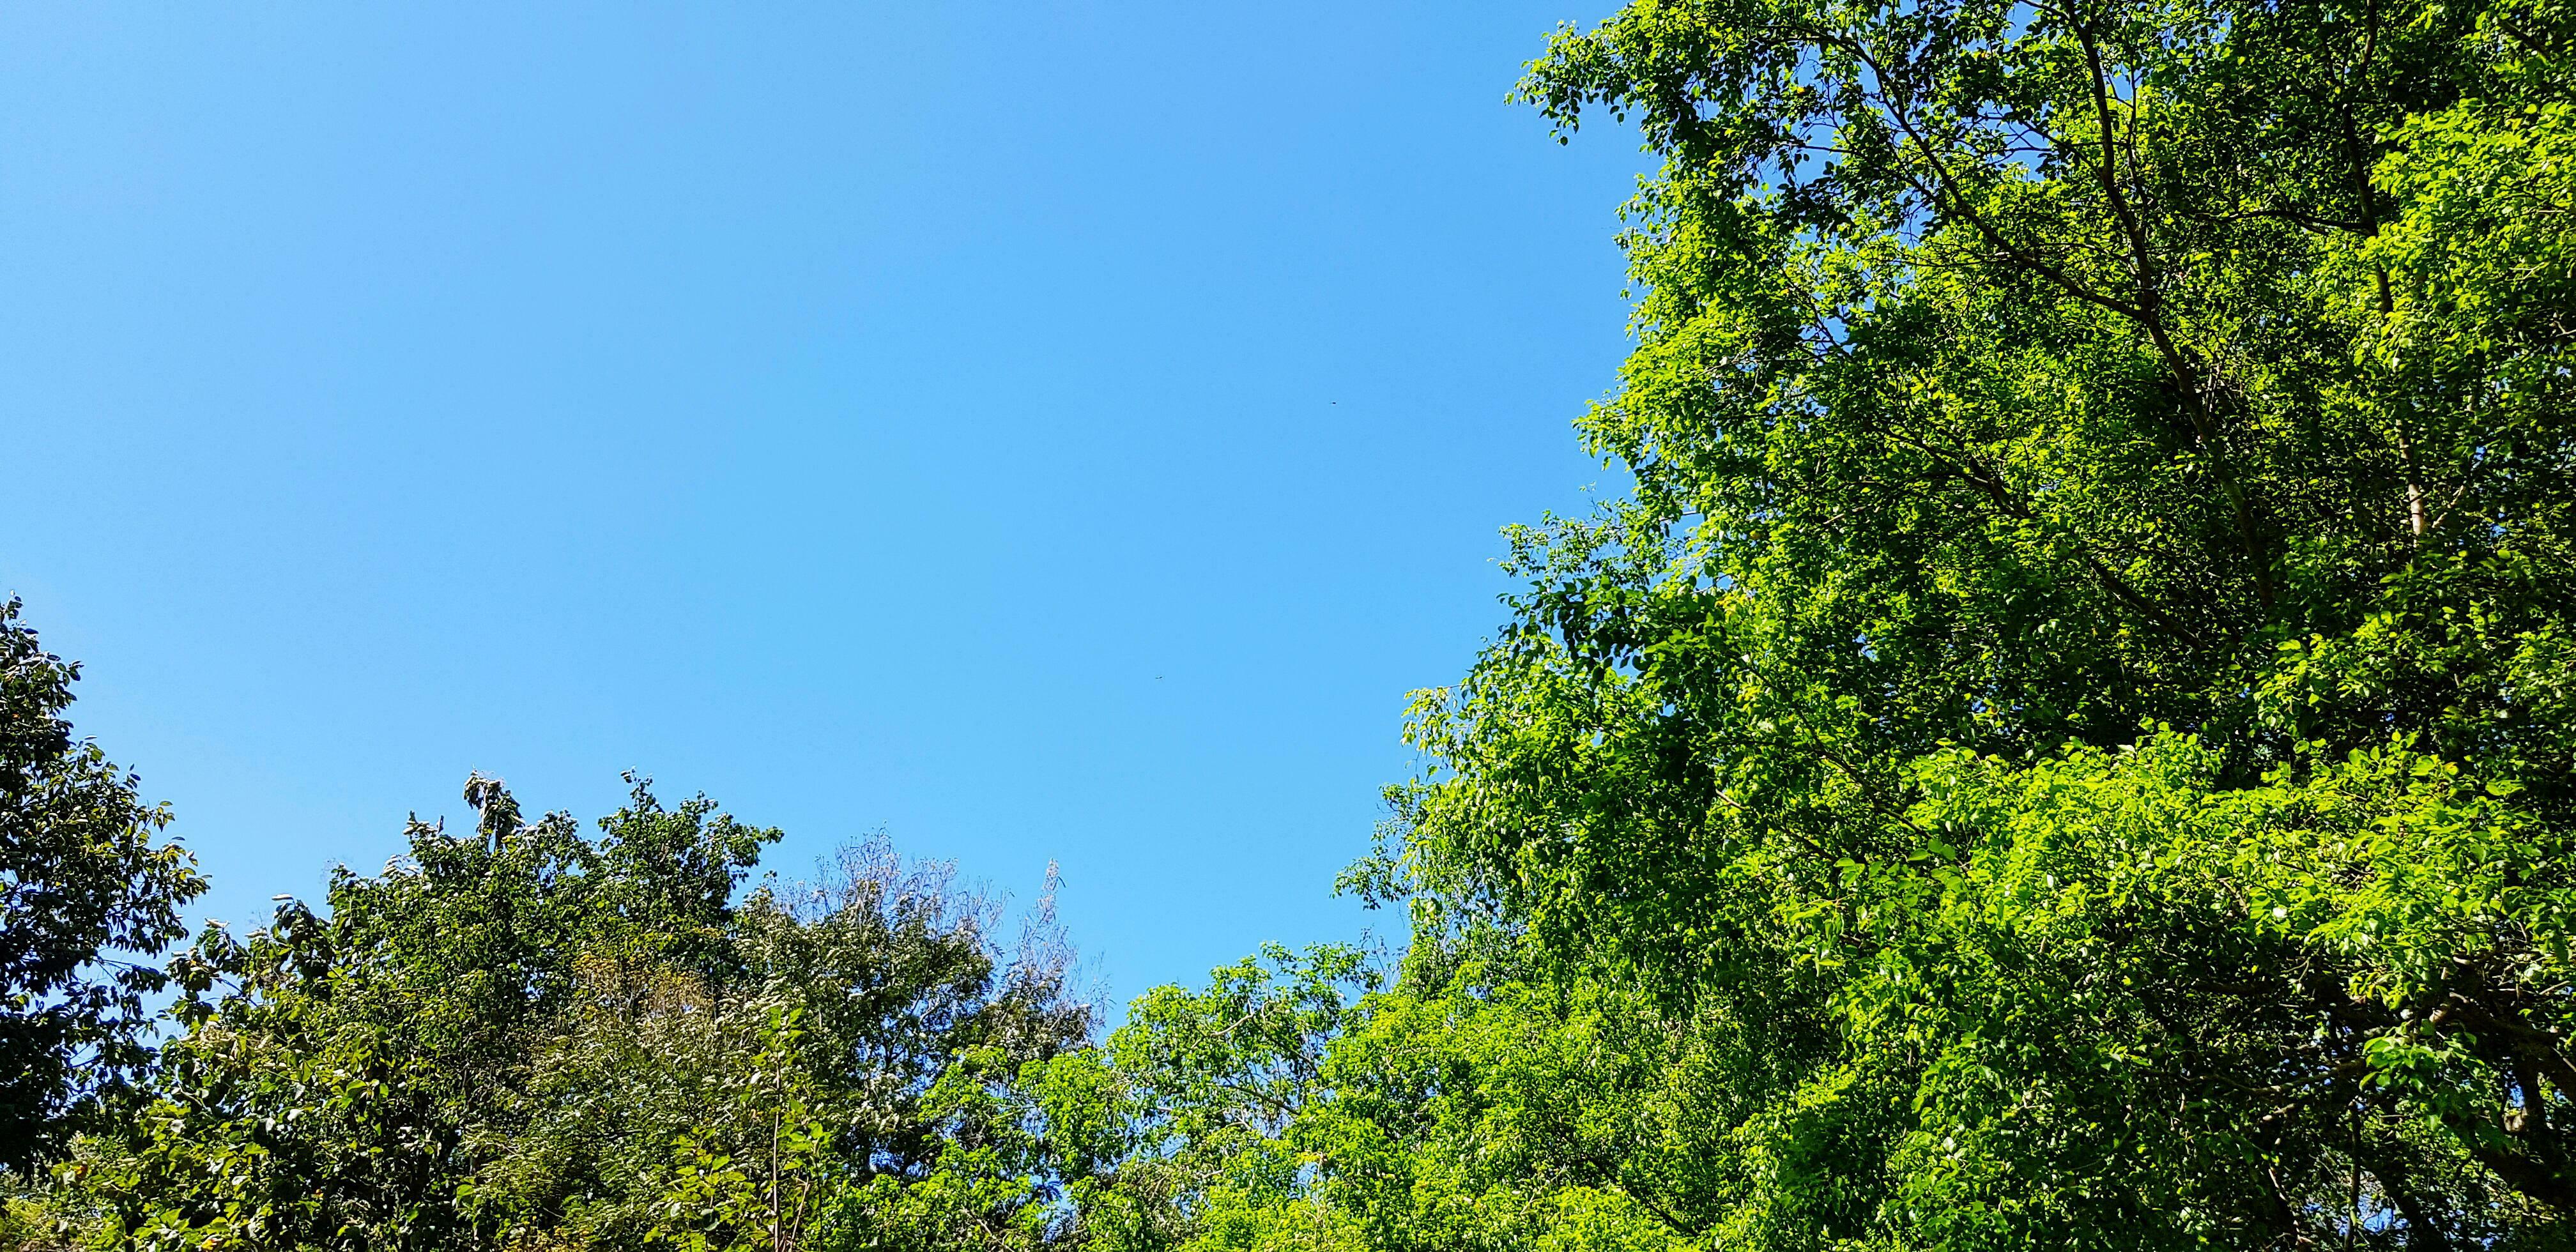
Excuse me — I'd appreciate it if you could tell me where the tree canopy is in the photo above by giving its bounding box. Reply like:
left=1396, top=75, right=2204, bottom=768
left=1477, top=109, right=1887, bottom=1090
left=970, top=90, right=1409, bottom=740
left=0, top=772, right=1080, bottom=1252
left=12, top=0, right=2576, bottom=1245
left=1383, top=0, right=2576, bottom=1241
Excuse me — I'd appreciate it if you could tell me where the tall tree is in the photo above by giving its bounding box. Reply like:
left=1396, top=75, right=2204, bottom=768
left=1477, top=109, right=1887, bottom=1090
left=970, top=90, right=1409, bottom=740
left=0, top=598, right=203, bottom=1172
left=1384, top=0, right=2576, bottom=1244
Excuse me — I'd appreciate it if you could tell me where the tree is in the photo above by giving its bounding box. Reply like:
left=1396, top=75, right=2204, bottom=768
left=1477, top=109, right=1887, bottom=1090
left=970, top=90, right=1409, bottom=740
left=1382, top=0, right=2576, bottom=1244
left=1036, top=944, right=1379, bottom=1252
left=0, top=598, right=203, bottom=1172
left=1047, top=936, right=1792, bottom=1252
left=72, top=775, right=1091, bottom=1251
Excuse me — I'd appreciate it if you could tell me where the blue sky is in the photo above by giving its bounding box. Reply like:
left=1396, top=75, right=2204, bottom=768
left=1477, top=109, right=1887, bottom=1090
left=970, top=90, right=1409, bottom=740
left=0, top=2, right=1646, bottom=1012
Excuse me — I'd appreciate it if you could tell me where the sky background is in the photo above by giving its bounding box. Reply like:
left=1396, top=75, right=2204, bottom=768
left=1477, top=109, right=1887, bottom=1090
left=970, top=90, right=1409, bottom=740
left=0, top=1, right=1647, bottom=1014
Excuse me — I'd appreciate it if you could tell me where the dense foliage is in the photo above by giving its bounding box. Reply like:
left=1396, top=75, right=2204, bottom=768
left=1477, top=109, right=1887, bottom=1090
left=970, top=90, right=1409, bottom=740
left=32, top=777, right=1087, bottom=1251
left=10, top=0, right=2576, bottom=1244
left=1377, top=0, right=2576, bottom=1241
left=0, top=599, right=203, bottom=1173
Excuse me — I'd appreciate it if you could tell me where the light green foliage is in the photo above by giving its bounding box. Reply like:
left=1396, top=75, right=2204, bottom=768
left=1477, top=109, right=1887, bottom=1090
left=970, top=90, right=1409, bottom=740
left=1078, top=728, right=2574, bottom=1248
left=1370, top=0, right=2576, bottom=1242
left=1855, top=735, right=2575, bottom=1246
left=1036, top=945, right=1373, bottom=1252
left=1047, top=945, right=1721, bottom=1252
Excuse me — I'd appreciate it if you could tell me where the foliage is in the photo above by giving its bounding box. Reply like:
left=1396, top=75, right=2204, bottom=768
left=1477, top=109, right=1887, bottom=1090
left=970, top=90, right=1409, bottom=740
left=1369, top=0, right=2576, bottom=1243
left=57, top=777, right=1089, bottom=1252
left=1070, top=732, right=2576, bottom=1249
left=22, top=0, right=2576, bottom=1244
left=1037, top=945, right=1376, bottom=1252
left=1046, top=942, right=1779, bottom=1252
left=0, top=598, right=205, bottom=1173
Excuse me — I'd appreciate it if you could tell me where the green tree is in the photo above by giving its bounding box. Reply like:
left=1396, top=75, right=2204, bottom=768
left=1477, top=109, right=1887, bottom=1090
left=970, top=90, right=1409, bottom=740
left=71, top=776, right=1090, bottom=1252
left=1031, top=945, right=1379, bottom=1252
left=1381, top=0, right=2576, bottom=1244
left=1048, top=936, right=1773, bottom=1252
left=0, top=597, right=204, bottom=1173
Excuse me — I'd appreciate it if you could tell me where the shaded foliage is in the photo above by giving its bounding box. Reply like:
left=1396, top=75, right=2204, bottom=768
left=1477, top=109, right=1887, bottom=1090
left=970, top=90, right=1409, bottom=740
left=0, top=599, right=203, bottom=1173
left=56, top=776, right=1087, bottom=1252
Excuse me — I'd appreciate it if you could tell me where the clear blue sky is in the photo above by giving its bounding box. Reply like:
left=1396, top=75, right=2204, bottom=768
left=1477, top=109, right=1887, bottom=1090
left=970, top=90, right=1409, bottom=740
left=0, top=2, right=1645, bottom=1012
